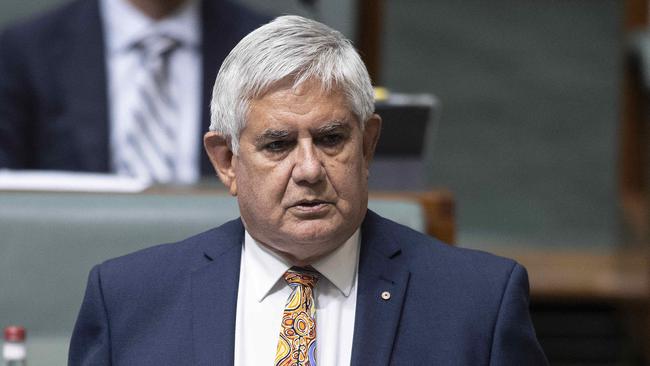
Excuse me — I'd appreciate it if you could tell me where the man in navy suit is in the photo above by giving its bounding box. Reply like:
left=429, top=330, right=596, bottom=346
left=69, top=15, right=548, bottom=365
left=0, top=0, right=265, bottom=181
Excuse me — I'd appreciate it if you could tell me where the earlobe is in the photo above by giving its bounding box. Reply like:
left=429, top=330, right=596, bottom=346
left=203, top=131, right=238, bottom=196
left=362, top=114, right=382, bottom=166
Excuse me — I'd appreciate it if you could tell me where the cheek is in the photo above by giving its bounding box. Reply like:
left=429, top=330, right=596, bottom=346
left=237, top=157, right=292, bottom=211
left=326, top=152, right=366, bottom=198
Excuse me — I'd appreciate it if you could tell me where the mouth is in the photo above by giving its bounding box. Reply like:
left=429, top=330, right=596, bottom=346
left=288, top=199, right=334, bottom=216
left=292, top=199, right=331, bottom=208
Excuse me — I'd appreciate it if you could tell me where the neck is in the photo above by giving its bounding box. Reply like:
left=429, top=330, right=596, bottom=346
left=276, top=249, right=320, bottom=268
left=127, top=0, right=188, bottom=20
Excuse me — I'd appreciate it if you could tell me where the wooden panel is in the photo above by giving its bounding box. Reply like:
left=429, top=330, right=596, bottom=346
left=620, top=48, right=650, bottom=244
left=621, top=1, right=650, bottom=361
left=489, top=248, right=650, bottom=302
left=356, top=0, right=384, bottom=84
left=495, top=246, right=650, bottom=362
left=624, top=0, right=648, bottom=30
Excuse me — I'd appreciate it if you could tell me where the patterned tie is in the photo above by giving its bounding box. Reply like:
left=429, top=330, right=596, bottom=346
left=116, top=34, right=179, bottom=183
left=274, top=267, right=319, bottom=366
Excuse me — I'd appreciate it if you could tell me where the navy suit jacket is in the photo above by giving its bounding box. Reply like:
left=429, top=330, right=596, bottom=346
left=0, top=0, right=266, bottom=174
left=69, top=211, right=548, bottom=365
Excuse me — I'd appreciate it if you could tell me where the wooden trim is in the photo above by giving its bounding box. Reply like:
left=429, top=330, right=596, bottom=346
left=356, top=0, right=384, bottom=84
left=620, top=56, right=649, bottom=244
left=489, top=248, right=650, bottom=303
left=622, top=2, right=650, bottom=360
left=624, top=0, right=648, bottom=30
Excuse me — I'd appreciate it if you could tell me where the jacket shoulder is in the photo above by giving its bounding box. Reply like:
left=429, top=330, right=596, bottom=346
left=364, top=214, right=546, bottom=364
left=365, top=210, right=520, bottom=288
left=97, top=218, right=243, bottom=282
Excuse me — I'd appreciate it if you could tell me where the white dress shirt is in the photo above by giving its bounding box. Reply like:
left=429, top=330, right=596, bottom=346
left=100, top=0, right=202, bottom=183
left=235, top=229, right=360, bottom=366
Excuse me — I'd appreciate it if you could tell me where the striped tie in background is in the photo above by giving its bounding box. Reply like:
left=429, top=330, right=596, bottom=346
left=117, top=34, right=179, bottom=183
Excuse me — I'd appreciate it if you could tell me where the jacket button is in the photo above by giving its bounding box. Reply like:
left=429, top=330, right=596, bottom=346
left=381, top=291, right=391, bottom=300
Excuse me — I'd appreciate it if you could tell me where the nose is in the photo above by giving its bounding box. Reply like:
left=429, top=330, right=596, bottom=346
left=292, top=140, right=325, bottom=184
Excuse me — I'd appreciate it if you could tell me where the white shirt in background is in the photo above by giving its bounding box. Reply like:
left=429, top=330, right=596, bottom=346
left=100, top=0, right=202, bottom=183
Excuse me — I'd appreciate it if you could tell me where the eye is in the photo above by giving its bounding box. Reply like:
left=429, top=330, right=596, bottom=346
left=318, top=133, right=344, bottom=147
left=264, top=140, right=293, bottom=152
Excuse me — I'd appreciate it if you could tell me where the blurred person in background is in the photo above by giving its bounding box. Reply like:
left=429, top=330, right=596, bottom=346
left=0, top=0, right=267, bottom=183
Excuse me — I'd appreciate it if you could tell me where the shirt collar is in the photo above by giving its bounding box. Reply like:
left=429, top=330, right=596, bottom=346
left=100, top=0, right=200, bottom=54
left=243, top=229, right=361, bottom=302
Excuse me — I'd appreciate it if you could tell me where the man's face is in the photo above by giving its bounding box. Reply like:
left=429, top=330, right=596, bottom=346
left=221, top=79, right=380, bottom=265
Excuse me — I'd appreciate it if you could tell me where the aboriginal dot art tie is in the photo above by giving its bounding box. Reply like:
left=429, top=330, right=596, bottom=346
left=274, top=267, right=319, bottom=366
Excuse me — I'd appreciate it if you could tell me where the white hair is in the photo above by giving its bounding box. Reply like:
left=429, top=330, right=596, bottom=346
left=209, top=15, right=374, bottom=154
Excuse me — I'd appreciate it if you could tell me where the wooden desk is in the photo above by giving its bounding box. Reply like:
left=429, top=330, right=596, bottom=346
left=486, top=248, right=650, bottom=302
left=492, top=246, right=650, bottom=361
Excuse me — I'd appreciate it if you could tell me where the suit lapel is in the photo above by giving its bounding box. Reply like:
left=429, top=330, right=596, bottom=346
left=198, top=0, right=232, bottom=175
left=350, top=211, right=411, bottom=366
left=56, top=0, right=110, bottom=171
left=189, top=212, right=408, bottom=365
left=199, top=0, right=216, bottom=175
left=191, top=219, right=244, bottom=366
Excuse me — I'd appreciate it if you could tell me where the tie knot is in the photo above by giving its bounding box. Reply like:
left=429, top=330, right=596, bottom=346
left=283, top=267, right=319, bottom=288
left=136, top=34, right=179, bottom=59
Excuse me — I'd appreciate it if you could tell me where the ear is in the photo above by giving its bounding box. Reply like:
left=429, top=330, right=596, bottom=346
left=203, top=131, right=238, bottom=196
left=362, top=113, right=382, bottom=167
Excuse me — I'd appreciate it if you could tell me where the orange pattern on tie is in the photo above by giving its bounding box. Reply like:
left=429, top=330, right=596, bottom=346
left=274, top=268, right=319, bottom=366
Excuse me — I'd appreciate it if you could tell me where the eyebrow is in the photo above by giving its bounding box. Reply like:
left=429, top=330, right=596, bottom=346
left=255, top=129, right=292, bottom=145
left=254, top=120, right=351, bottom=145
left=314, top=120, right=351, bottom=135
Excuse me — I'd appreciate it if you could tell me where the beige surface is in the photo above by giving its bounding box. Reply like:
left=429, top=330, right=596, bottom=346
left=489, top=247, right=649, bottom=302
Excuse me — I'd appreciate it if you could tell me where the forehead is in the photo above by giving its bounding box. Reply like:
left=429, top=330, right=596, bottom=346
left=245, top=79, right=355, bottom=130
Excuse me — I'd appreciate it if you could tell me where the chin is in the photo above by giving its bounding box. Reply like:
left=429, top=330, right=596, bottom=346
left=288, top=228, right=338, bottom=245
left=286, top=221, right=351, bottom=246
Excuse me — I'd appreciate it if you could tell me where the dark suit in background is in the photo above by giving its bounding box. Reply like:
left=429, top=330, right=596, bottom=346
left=69, top=211, right=548, bottom=365
left=0, top=0, right=265, bottom=174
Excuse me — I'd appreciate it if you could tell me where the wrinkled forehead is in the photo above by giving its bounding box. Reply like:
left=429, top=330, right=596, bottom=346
left=248, top=75, right=339, bottom=101
left=246, top=76, right=358, bottom=121
left=246, top=79, right=355, bottom=126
